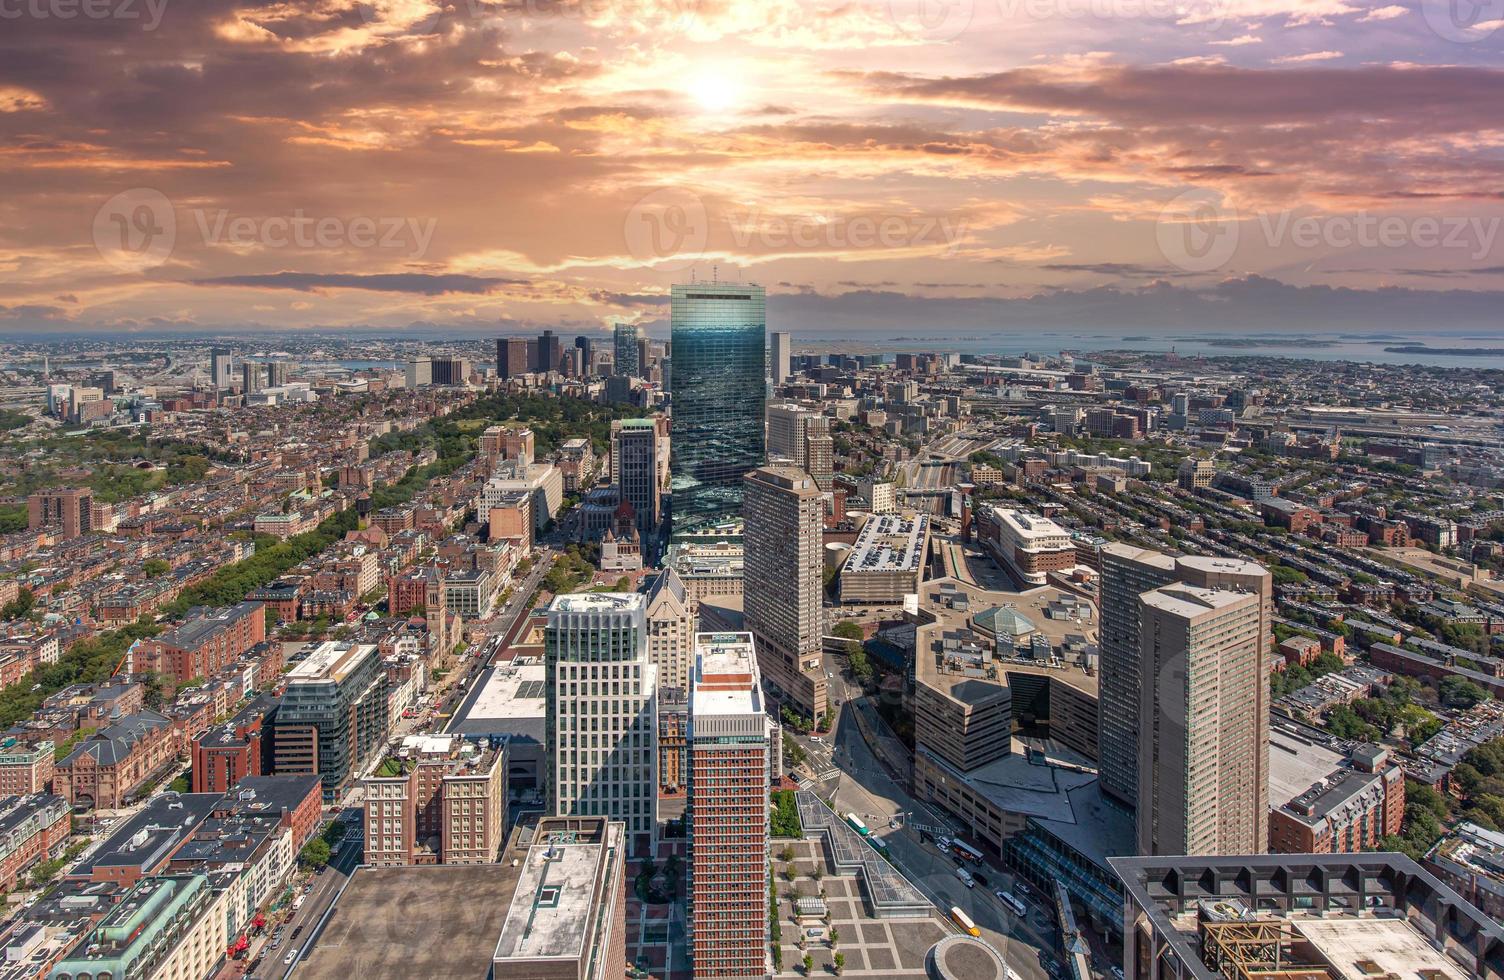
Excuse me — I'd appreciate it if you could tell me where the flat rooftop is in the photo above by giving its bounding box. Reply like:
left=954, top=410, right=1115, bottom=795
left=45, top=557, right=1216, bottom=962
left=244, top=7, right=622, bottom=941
left=1268, top=726, right=1347, bottom=809
left=1293, top=916, right=1470, bottom=980
left=494, top=832, right=612, bottom=962
left=847, top=513, right=930, bottom=573
left=449, top=658, right=546, bottom=730
left=296, top=865, right=521, bottom=980
left=691, top=632, right=761, bottom=716
left=548, top=591, right=644, bottom=613
left=285, top=641, right=374, bottom=684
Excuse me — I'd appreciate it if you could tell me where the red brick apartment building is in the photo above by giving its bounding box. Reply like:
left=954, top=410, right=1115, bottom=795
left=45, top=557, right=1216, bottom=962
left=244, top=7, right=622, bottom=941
left=55, top=710, right=184, bottom=809
left=130, top=601, right=266, bottom=683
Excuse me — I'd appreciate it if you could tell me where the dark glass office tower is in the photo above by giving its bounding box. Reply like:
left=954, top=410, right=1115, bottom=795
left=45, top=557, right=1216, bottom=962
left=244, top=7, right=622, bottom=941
left=613, top=321, right=641, bottom=378
left=669, top=282, right=766, bottom=534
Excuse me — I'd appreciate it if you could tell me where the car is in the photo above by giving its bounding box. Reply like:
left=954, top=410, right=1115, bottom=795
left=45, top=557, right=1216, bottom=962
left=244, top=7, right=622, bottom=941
left=973, top=872, right=988, bottom=886
left=284, top=950, right=298, bottom=965
left=994, top=889, right=1008, bottom=902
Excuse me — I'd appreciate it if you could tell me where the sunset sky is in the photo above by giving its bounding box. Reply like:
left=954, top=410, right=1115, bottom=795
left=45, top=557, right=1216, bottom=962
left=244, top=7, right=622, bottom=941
left=3, top=0, right=1503, bottom=337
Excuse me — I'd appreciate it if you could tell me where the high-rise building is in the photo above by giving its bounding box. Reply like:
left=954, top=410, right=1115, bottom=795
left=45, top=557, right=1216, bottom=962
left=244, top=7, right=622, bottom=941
left=1098, top=544, right=1271, bottom=819
left=361, top=733, right=507, bottom=867
left=769, top=331, right=792, bottom=384
left=1097, top=543, right=1178, bottom=807
left=27, top=487, right=94, bottom=540
left=1137, top=583, right=1263, bottom=856
left=272, top=641, right=389, bottom=802
left=536, top=329, right=563, bottom=373
left=405, top=356, right=432, bottom=388
left=497, top=337, right=529, bottom=379
left=645, top=568, right=695, bottom=693
left=612, top=417, right=661, bottom=537
left=544, top=593, right=658, bottom=856
left=613, top=322, right=641, bottom=378
left=430, top=356, right=468, bottom=385
left=266, top=360, right=290, bottom=387
left=766, top=402, right=833, bottom=490
left=688, top=632, right=772, bottom=979
left=575, top=335, right=594, bottom=373
left=240, top=361, right=261, bottom=394
left=670, top=282, right=767, bottom=534
left=210, top=348, right=234, bottom=389
left=742, top=465, right=827, bottom=720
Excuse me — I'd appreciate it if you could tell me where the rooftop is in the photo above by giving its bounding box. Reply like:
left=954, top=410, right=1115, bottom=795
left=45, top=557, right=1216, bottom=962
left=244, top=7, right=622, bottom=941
left=494, top=822, right=620, bottom=962
left=846, top=513, right=930, bottom=573
left=285, top=640, right=376, bottom=684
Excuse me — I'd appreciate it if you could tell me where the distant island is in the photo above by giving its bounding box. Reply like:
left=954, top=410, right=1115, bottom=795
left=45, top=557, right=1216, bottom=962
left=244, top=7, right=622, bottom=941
left=1384, top=345, right=1497, bottom=357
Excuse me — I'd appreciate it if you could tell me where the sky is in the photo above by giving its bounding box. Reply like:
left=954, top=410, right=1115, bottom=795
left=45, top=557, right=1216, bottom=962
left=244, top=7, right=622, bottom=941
left=2, top=0, right=1503, bottom=338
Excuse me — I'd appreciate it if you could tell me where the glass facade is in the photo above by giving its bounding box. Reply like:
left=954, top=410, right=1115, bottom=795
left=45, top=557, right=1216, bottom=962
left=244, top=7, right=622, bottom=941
left=614, top=321, right=640, bottom=378
left=669, top=282, right=766, bottom=535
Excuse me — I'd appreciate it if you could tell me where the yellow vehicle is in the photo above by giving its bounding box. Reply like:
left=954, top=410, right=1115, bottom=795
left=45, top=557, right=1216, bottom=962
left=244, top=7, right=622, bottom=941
left=949, top=906, right=980, bottom=938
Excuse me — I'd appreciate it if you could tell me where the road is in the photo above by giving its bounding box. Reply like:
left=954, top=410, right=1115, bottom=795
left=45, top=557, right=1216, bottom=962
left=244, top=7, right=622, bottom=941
left=270, top=816, right=364, bottom=979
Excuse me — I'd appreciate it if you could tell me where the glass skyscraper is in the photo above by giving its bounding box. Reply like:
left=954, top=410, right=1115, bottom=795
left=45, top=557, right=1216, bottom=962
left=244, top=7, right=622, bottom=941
left=613, top=321, right=641, bottom=378
left=669, top=281, right=766, bottom=534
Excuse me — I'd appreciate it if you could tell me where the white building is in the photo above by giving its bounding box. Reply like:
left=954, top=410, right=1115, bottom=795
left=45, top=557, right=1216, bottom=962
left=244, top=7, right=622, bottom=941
left=544, top=592, right=658, bottom=856
left=482, top=460, right=564, bottom=532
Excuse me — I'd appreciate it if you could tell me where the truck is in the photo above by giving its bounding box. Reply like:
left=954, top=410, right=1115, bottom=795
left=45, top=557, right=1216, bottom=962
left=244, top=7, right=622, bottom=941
left=954, top=866, right=975, bottom=888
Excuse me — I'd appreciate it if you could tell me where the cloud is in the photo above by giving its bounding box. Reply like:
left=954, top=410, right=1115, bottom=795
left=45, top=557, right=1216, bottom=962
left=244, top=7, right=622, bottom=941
left=1358, top=4, right=1408, bottom=20
left=191, top=273, right=527, bottom=294
left=1272, top=50, right=1344, bottom=64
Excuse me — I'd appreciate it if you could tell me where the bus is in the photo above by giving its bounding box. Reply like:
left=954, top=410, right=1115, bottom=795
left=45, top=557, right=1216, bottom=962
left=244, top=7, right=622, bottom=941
left=868, top=835, right=888, bottom=855
left=949, top=906, right=980, bottom=937
left=950, top=839, right=983, bottom=863
left=845, top=813, right=871, bottom=837
left=999, top=891, right=1028, bottom=918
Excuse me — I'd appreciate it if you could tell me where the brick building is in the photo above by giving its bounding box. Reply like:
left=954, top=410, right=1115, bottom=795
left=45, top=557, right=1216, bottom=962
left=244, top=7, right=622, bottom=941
left=55, top=710, right=184, bottom=809
left=0, top=738, right=54, bottom=796
left=130, top=601, right=266, bottom=683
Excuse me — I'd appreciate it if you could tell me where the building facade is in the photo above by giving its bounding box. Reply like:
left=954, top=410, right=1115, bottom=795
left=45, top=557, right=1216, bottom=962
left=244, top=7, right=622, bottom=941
left=272, top=642, right=389, bottom=802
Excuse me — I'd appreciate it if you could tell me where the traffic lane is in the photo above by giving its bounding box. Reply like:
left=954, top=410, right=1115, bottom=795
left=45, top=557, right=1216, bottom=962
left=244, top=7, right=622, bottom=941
left=827, top=705, right=1052, bottom=980
left=276, top=844, right=361, bottom=978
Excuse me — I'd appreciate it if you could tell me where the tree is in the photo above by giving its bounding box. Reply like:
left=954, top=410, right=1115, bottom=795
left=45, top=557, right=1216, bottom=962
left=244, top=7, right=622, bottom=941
left=780, top=845, right=796, bottom=864
left=832, top=621, right=864, bottom=642
left=300, top=837, right=331, bottom=869
left=828, top=927, right=839, bottom=947
left=1441, top=676, right=1489, bottom=709
left=142, top=558, right=171, bottom=578
left=833, top=952, right=845, bottom=975
left=1, top=587, right=35, bottom=621
left=802, top=953, right=813, bottom=976
left=845, top=641, right=873, bottom=684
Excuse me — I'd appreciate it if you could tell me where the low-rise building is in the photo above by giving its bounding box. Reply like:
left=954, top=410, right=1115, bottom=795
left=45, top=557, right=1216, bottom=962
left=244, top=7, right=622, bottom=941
left=47, top=873, right=230, bottom=980
left=54, top=710, right=183, bottom=810
left=0, top=738, right=54, bottom=796
left=0, top=794, right=70, bottom=893
left=839, top=512, right=930, bottom=604
left=130, top=601, right=266, bottom=683
left=362, top=734, right=507, bottom=867
left=1267, top=725, right=1404, bottom=854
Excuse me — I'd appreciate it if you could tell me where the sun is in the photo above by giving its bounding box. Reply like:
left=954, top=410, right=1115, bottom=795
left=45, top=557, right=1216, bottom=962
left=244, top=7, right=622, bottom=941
left=688, top=69, right=742, bottom=114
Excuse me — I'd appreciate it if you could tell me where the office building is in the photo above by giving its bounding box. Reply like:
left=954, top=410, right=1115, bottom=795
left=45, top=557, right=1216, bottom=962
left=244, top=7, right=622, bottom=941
left=272, top=641, right=389, bottom=801
left=210, top=347, right=234, bottom=389
left=765, top=402, right=832, bottom=490
left=980, top=506, right=1076, bottom=586
left=612, top=417, right=661, bottom=538
left=742, top=465, right=827, bottom=720
left=240, top=361, right=261, bottom=394
left=536, top=329, right=563, bottom=373
left=265, top=360, right=290, bottom=387
left=669, top=282, right=767, bottom=534
left=431, top=356, right=468, bottom=385
left=362, top=733, right=507, bottom=867
left=405, top=356, right=432, bottom=388
left=769, top=331, right=792, bottom=384
left=1137, top=583, right=1263, bottom=856
left=688, top=632, right=772, bottom=979
left=544, top=593, right=658, bottom=856
left=497, top=337, right=529, bottom=379
left=557, top=437, right=596, bottom=493
left=482, top=459, right=562, bottom=532
left=27, top=488, right=94, bottom=540
left=1097, top=544, right=1179, bottom=807
left=645, top=569, right=695, bottom=692
left=1112, top=853, right=1501, bottom=980
left=614, top=322, right=641, bottom=378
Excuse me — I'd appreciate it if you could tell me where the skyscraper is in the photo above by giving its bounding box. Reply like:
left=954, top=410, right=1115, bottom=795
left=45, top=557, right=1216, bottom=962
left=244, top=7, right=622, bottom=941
left=405, top=356, right=432, bottom=388
left=1136, top=584, right=1264, bottom=856
left=688, top=632, right=772, bottom=979
left=1098, top=545, right=1271, bottom=816
left=209, top=348, right=234, bottom=389
left=240, top=361, right=261, bottom=394
left=537, top=329, right=563, bottom=373
left=544, top=592, right=658, bottom=856
left=769, top=331, right=792, bottom=384
left=742, top=465, right=827, bottom=720
left=1097, top=543, right=1178, bottom=807
left=766, top=402, right=833, bottom=491
left=265, top=361, right=290, bottom=387
left=612, top=417, right=661, bottom=537
left=497, top=337, right=529, bottom=379
left=613, top=322, right=641, bottom=378
left=575, top=335, right=594, bottom=374
left=670, top=282, right=767, bottom=533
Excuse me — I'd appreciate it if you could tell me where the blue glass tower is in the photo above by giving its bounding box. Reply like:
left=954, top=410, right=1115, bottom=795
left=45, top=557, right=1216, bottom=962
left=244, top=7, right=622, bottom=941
left=669, top=281, right=767, bottom=534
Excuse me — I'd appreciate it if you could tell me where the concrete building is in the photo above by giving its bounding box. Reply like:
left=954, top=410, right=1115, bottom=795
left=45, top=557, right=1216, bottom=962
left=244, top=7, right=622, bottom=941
left=1177, top=457, right=1215, bottom=490
left=210, top=347, right=234, bottom=389
left=688, top=633, right=772, bottom=979
left=405, top=355, right=432, bottom=388
left=1137, top=584, right=1264, bottom=856
left=1427, top=821, right=1504, bottom=925
left=483, top=460, right=562, bottom=533
left=981, top=507, right=1076, bottom=586
left=1111, top=853, right=1501, bottom=980
left=497, top=337, right=529, bottom=379
left=544, top=593, right=658, bottom=856
left=666, top=541, right=744, bottom=605
left=557, top=437, right=596, bottom=493
left=272, top=641, right=389, bottom=802
left=839, top=513, right=930, bottom=604
left=769, top=331, right=792, bottom=384
left=742, top=465, right=828, bottom=721
left=612, top=417, right=661, bottom=538
left=645, top=568, right=695, bottom=693
left=447, top=656, right=546, bottom=791
left=362, top=733, right=507, bottom=867
left=766, top=402, right=833, bottom=490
